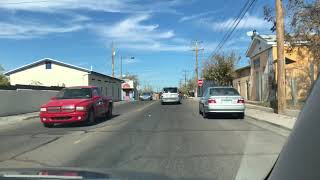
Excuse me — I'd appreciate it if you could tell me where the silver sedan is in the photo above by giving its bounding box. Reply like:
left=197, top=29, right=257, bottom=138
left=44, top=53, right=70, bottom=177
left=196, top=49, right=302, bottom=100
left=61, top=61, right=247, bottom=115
left=199, top=87, right=245, bottom=119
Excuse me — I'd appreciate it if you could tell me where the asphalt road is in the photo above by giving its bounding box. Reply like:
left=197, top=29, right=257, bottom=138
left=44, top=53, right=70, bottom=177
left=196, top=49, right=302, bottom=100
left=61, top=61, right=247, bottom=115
left=0, top=99, right=290, bottom=180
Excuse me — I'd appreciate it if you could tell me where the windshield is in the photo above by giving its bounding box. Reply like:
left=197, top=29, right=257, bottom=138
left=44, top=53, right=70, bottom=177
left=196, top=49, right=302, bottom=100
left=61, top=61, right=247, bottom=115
left=163, top=88, right=178, bottom=93
left=56, top=88, right=92, bottom=99
left=142, top=93, right=151, bottom=96
left=210, top=88, right=240, bottom=96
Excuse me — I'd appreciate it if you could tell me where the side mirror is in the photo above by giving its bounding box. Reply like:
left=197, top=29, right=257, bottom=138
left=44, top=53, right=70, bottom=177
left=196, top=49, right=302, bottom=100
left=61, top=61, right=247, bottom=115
left=51, top=96, right=57, bottom=100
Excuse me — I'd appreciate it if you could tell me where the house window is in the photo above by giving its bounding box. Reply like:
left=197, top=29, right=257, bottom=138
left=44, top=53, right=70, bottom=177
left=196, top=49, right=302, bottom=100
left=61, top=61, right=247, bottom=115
left=253, top=58, right=260, bottom=69
left=45, top=62, right=52, bottom=69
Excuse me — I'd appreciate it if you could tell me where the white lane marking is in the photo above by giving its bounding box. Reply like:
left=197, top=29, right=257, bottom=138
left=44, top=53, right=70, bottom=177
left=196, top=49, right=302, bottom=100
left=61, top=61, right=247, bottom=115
left=137, top=101, right=157, bottom=112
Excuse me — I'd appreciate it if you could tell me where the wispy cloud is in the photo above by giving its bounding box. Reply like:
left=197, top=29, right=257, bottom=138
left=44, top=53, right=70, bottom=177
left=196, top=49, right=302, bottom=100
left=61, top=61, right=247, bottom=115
left=0, top=0, right=188, bottom=14
left=179, top=11, right=218, bottom=22
left=93, top=14, right=190, bottom=52
left=210, top=14, right=268, bottom=31
left=0, top=21, right=85, bottom=39
left=96, top=14, right=174, bottom=43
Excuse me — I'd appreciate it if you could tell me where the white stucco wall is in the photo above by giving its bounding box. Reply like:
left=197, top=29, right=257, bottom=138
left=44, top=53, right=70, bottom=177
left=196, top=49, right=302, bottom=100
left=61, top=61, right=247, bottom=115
left=88, top=74, right=122, bottom=101
left=0, top=89, right=59, bottom=116
left=8, top=62, right=89, bottom=87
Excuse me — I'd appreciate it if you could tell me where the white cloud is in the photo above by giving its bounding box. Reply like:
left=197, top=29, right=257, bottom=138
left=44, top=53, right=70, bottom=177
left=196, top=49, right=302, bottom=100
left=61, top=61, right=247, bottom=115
left=210, top=14, right=267, bottom=31
left=179, top=11, right=218, bottom=22
left=0, top=0, right=187, bottom=14
left=95, top=14, right=175, bottom=43
left=0, top=0, right=133, bottom=13
left=118, top=42, right=189, bottom=52
left=0, top=21, right=85, bottom=39
left=92, top=14, right=190, bottom=52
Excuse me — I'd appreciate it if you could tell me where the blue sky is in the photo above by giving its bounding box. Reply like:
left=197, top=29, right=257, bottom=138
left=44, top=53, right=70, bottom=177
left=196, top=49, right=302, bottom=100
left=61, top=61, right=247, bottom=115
left=0, top=0, right=274, bottom=89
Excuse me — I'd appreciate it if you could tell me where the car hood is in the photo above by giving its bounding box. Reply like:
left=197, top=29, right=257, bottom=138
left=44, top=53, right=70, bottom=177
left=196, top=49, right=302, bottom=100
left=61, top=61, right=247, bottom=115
left=43, top=99, right=90, bottom=107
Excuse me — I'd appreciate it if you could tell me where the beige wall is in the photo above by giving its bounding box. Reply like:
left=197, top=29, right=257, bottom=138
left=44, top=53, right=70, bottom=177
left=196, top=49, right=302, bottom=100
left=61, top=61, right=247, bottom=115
left=250, top=49, right=270, bottom=101
left=0, top=89, right=58, bottom=116
left=9, top=62, right=89, bottom=87
left=88, top=74, right=122, bottom=101
left=233, top=76, right=250, bottom=99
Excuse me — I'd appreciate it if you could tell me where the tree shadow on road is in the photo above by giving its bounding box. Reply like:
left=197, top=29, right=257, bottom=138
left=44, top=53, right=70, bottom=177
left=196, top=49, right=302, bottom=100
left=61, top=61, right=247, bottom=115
left=53, top=114, right=120, bottom=128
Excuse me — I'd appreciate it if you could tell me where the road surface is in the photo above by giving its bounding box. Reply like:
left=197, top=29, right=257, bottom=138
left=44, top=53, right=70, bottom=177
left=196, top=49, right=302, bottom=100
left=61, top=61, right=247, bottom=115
left=0, top=99, right=289, bottom=180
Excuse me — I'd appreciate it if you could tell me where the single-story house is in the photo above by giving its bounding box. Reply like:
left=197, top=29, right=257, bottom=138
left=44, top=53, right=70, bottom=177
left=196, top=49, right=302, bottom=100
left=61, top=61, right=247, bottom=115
left=5, top=58, right=123, bottom=101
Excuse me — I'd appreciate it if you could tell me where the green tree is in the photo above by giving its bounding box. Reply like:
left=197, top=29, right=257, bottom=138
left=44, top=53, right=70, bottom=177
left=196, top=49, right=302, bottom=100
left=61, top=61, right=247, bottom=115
left=203, top=52, right=239, bottom=86
left=0, top=65, right=10, bottom=86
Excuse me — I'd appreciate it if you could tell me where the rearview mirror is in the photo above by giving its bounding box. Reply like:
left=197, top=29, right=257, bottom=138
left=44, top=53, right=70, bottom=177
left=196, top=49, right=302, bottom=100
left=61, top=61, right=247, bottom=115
left=51, top=96, right=57, bottom=100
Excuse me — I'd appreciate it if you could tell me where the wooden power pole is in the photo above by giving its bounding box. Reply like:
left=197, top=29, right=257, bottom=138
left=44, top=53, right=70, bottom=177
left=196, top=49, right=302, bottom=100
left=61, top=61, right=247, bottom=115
left=192, top=41, right=204, bottom=97
left=111, top=42, right=115, bottom=78
left=182, top=70, right=188, bottom=87
left=276, top=0, right=286, bottom=114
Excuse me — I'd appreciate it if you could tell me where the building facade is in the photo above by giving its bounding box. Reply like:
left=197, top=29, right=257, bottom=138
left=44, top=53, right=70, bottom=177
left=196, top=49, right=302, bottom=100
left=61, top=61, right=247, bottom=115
left=5, top=58, right=123, bottom=101
left=121, top=79, right=137, bottom=101
left=246, top=35, right=317, bottom=108
left=233, top=65, right=251, bottom=100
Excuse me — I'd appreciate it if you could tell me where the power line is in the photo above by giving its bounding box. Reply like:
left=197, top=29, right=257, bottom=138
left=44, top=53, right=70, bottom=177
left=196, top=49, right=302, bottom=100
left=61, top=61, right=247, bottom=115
left=208, top=0, right=257, bottom=59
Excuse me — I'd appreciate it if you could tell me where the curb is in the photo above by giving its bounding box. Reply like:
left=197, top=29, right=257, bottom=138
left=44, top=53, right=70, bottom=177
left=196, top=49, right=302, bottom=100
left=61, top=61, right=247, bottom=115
left=245, top=114, right=292, bottom=131
left=245, top=103, right=274, bottom=113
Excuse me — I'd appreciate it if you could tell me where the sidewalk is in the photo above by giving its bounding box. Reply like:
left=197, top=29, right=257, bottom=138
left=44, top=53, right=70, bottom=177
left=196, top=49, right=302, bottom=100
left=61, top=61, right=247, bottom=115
left=245, top=107, right=297, bottom=130
left=0, top=112, right=39, bottom=126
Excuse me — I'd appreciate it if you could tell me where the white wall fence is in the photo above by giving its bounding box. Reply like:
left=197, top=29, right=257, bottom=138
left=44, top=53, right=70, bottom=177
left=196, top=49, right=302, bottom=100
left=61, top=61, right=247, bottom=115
left=0, top=89, right=58, bottom=116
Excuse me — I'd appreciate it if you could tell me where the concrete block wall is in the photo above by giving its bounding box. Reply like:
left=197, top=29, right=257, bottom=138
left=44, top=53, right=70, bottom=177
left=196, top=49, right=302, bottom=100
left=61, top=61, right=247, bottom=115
left=0, top=89, right=58, bottom=116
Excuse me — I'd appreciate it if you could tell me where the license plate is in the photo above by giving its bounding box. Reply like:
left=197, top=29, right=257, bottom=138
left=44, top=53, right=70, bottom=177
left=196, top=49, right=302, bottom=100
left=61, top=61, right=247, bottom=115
left=222, top=99, right=232, bottom=103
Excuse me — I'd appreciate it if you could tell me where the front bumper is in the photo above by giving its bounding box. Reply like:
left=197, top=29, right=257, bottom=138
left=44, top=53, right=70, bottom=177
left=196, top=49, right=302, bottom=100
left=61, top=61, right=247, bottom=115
left=40, top=111, right=88, bottom=124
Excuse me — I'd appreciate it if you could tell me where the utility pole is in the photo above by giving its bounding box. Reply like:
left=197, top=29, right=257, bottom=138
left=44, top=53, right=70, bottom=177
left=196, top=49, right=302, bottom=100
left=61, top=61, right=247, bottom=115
left=111, top=42, right=115, bottom=78
left=120, top=56, right=123, bottom=79
left=182, top=70, right=188, bottom=87
left=275, top=0, right=286, bottom=114
left=192, top=40, right=204, bottom=97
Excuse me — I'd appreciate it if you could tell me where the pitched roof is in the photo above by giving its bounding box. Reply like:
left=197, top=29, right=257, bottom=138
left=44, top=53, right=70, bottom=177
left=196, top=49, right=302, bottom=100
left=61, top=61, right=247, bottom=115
left=4, top=58, right=123, bottom=82
left=245, top=34, right=277, bottom=57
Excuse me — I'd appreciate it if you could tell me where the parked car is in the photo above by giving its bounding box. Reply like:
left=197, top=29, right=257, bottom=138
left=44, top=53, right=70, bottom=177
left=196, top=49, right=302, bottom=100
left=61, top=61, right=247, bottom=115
left=139, top=92, right=153, bottom=101
left=39, top=86, right=113, bottom=128
left=161, top=87, right=181, bottom=105
left=199, top=87, right=245, bottom=118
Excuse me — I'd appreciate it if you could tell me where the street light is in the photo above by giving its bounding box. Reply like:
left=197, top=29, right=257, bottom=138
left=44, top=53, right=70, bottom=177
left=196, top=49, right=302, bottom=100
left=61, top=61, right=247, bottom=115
left=120, top=56, right=135, bottom=78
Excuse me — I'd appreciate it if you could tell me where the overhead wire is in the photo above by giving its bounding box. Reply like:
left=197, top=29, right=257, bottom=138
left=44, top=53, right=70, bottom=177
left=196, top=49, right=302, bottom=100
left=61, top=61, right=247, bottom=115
left=207, top=0, right=258, bottom=60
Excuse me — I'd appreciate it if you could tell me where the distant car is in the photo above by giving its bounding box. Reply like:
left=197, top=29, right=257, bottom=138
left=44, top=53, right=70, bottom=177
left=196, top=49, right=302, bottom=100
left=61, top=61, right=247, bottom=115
left=161, top=87, right=181, bottom=105
left=199, top=87, right=245, bottom=118
left=40, top=86, right=113, bottom=128
left=140, top=92, right=153, bottom=101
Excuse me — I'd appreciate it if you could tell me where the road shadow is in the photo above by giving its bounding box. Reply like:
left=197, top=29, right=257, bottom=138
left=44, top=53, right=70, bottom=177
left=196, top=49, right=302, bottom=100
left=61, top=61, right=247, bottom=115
left=53, top=114, right=120, bottom=128
left=206, top=113, right=242, bottom=120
